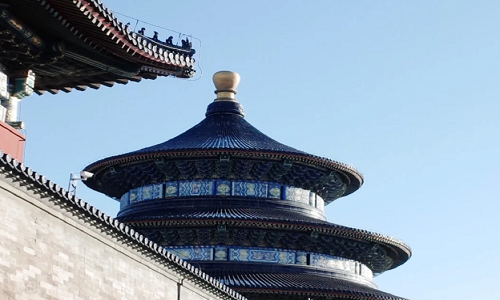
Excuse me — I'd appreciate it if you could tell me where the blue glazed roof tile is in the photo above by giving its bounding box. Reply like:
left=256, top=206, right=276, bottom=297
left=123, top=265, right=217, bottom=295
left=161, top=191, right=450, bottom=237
left=208, top=270, right=409, bottom=300
left=131, top=113, right=307, bottom=155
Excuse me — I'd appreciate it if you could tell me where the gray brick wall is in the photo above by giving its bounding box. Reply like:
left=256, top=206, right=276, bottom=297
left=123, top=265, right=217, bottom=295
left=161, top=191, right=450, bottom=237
left=0, top=178, right=224, bottom=300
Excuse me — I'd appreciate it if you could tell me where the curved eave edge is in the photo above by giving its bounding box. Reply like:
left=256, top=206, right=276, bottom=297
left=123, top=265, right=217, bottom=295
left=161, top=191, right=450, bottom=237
left=41, top=0, right=196, bottom=74
left=83, top=149, right=364, bottom=195
left=123, top=216, right=412, bottom=269
left=0, top=151, right=246, bottom=300
left=34, top=75, right=140, bottom=95
left=77, top=0, right=196, bottom=69
left=70, top=0, right=196, bottom=67
left=33, top=70, right=180, bottom=95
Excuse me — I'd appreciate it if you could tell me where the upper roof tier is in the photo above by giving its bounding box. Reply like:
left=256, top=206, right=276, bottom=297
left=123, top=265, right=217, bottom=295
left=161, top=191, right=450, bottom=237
left=83, top=71, right=364, bottom=203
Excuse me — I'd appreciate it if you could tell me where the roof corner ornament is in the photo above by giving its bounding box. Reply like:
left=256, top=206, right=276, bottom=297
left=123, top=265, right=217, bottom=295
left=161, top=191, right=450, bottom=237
left=213, top=71, right=240, bottom=102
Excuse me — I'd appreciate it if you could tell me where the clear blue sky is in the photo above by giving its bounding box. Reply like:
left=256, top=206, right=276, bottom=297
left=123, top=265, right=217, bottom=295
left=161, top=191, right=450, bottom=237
left=19, top=1, right=500, bottom=299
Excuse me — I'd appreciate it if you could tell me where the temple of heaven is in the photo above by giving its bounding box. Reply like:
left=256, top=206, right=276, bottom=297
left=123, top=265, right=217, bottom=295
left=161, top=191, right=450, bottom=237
left=83, top=71, right=412, bottom=300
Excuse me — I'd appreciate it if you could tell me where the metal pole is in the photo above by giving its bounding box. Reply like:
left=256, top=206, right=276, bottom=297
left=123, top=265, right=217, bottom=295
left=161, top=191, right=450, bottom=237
left=68, top=172, right=73, bottom=191
left=68, top=173, right=78, bottom=196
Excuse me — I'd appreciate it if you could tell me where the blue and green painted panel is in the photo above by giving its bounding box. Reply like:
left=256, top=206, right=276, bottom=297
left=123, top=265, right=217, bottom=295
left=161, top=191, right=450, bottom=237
left=179, top=180, right=214, bottom=196
left=229, top=248, right=295, bottom=264
left=121, top=180, right=326, bottom=211
left=162, top=246, right=373, bottom=279
left=167, top=247, right=213, bottom=261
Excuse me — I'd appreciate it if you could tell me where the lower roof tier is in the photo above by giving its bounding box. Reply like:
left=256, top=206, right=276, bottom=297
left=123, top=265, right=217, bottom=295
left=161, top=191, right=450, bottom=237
left=122, top=204, right=411, bottom=273
left=200, top=263, right=408, bottom=300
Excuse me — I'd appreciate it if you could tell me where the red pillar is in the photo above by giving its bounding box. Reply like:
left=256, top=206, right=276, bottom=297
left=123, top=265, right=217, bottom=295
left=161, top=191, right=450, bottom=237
left=0, top=120, right=25, bottom=162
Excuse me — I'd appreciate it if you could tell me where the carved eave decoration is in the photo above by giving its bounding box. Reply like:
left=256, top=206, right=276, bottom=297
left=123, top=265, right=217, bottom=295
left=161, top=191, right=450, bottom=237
left=0, top=0, right=196, bottom=94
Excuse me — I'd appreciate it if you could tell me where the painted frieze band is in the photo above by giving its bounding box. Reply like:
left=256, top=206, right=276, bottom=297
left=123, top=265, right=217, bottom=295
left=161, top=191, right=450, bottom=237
left=165, top=246, right=373, bottom=280
left=167, top=247, right=214, bottom=261
left=120, top=180, right=325, bottom=211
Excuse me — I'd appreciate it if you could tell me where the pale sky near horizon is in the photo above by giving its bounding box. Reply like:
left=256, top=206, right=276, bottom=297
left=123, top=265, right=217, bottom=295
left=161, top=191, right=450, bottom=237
left=17, top=1, right=500, bottom=299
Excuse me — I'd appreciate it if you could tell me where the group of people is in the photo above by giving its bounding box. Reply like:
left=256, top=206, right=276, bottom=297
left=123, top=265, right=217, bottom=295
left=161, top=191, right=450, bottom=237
left=136, top=27, right=192, bottom=50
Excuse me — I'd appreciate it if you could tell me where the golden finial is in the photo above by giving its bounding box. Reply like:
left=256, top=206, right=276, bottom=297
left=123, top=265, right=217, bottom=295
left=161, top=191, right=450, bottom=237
left=213, top=71, right=241, bottom=101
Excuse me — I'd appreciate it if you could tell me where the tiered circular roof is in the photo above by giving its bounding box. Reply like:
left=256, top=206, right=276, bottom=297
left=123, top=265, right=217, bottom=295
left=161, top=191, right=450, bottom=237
left=83, top=71, right=411, bottom=300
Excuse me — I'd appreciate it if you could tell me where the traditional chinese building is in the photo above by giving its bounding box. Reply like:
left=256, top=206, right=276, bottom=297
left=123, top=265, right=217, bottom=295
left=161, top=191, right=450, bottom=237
left=0, top=0, right=196, bottom=162
left=0, top=1, right=249, bottom=299
left=83, top=71, right=412, bottom=300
